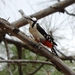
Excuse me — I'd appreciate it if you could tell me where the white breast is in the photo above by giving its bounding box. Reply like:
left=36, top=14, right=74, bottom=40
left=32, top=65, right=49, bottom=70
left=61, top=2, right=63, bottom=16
left=29, top=25, right=45, bottom=41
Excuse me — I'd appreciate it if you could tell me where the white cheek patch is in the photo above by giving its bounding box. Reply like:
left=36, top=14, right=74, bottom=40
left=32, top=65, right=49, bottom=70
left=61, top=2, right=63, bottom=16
left=32, top=17, right=37, bottom=21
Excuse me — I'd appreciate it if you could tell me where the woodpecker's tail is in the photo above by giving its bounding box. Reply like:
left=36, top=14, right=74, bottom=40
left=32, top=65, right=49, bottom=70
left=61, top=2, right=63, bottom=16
left=51, top=47, right=58, bottom=56
left=53, top=41, right=57, bottom=46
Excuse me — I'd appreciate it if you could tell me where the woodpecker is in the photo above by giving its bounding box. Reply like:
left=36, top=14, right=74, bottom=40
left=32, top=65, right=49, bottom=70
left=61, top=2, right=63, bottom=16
left=24, top=16, right=58, bottom=56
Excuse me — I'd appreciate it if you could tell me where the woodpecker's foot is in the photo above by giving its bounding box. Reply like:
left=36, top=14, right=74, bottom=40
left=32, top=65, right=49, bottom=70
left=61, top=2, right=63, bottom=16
left=36, top=43, right=42, bottom=49
left=29, top=41, right=36, bottom=47
left=52, top=52, right=58, bottom=57
left=29, top=41, right=42, bottom=49
left=51, top=48, right=58, bottom=57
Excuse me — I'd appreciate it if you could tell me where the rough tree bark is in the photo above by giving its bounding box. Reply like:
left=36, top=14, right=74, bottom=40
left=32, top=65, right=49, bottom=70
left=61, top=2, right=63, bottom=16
left=1, top=38, right=75, bottom=61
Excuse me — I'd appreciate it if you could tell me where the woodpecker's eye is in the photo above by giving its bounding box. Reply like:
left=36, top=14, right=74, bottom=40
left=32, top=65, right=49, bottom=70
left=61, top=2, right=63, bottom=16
left=30, top=16, right=34, bottom=18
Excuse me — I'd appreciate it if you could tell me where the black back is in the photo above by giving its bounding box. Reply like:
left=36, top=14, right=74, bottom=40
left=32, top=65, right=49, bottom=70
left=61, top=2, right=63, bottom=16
left=37, top=23, right=48, bottom=37
left=32, top=22, right=57, bottom=46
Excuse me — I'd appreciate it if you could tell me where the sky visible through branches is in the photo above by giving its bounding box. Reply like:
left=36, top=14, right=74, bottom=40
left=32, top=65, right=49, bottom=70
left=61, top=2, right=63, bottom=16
left=0, top=0, right=75, bottom=70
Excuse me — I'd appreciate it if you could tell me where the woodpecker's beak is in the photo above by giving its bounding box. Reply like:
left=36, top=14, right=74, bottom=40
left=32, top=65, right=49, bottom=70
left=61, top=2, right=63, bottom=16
left=24, top=16, right=31, bottom=20
left=24, top=16, right=29, bottom=19
left=24, top=16, right=33, bottom=22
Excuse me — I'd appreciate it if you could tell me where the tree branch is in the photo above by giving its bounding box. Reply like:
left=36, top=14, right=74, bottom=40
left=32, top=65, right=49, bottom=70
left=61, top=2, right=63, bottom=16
left=65, top=10, right=75, bottom=16
left=16, top=45, right=23, bottom=75
left=29, top=59, right=49, bottom=75
left=57, top=0, right=75, bottom=15
left=0, top=18, right=75, bottom=75
left=12, top=0, right=75, bottom=28
left=3, top=37, right=13, bottom=75
left=0, top=59, right=53, bottom=65
left=4, top=38, right=75, bottom=61
left=29, top=64, right=45, bottom=75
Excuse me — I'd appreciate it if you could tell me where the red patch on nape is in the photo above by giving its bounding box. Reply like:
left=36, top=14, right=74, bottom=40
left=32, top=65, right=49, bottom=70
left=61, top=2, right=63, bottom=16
left=42, top=40, right=53, bottom=48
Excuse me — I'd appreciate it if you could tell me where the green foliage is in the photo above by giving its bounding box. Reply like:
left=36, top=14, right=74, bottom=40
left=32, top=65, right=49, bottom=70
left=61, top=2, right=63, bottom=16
left=10, top=45, right=18, bottom=55
left=0, top=45, right=75, bottom=75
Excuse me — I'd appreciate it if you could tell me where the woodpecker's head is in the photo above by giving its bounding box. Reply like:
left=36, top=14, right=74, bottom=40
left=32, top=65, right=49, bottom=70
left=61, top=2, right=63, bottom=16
left=25, top=16, right=37, bottom=25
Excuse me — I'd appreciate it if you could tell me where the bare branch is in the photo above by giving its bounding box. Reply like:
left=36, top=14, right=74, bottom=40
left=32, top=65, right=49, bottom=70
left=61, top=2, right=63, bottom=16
left=16, top=45, right=23, bottom=75
left=0, top=59, right=53, bottom=65
left=4, top=38, right=10, bottom=59
left=29, top=64, right=45, bottom=75
left=4, top=38, right=75, bottom=61
left=18, top=9, right=26, bottom=17
left=0, top=18, right=75, bottom=75
left=12, top=0, right=75, bottom=28
left=65, top=10, right=75, bottom=16
left=3, top=37, right=13, bottom=75
left=60, top=56, right=75, bottom=61
left=29, top=59, right=49, bottom=75
left=57, top=0, right=75, bottom=15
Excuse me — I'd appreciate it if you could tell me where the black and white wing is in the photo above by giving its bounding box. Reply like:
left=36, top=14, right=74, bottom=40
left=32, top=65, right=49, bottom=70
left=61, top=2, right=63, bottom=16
left=37, top=23, right=47, bottom=37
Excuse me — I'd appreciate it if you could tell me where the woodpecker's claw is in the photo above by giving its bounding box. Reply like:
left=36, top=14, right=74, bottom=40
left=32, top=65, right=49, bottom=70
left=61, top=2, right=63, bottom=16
left=29, top=41, right=36, bottom=47
left=29, top=41, right=42, bottom=49
left=51, top=47, right=58, bottom=56
left=35, top=43, right=42, bottom=49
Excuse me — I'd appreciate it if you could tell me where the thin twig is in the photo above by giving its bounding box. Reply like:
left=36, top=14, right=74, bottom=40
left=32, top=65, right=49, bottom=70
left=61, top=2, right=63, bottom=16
left=3, top=38, right=10, bottom=59
left=29, top=59, right=49, bottom=75
left=3, top=37, right=13, bottom=75
left=54, top=47, right=67, bottom=57
left=0, top=60, right=53, bottom=65
left=19, top=9, right=26, bottom=17
left=29, top=64, right=44, bottom=75
left=65, top=10, right=75, bottom=16
left=57, top=0, right=75, bottom=16
left=16, top=45, right=23, bottom=75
